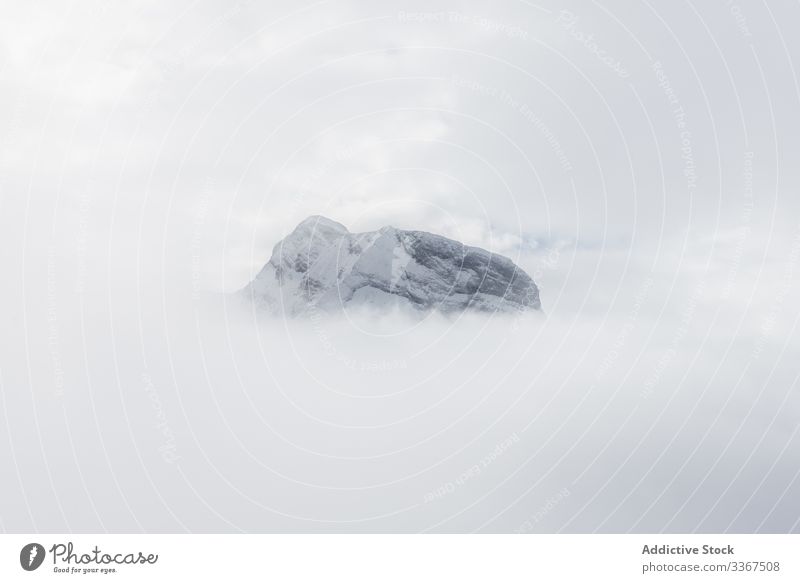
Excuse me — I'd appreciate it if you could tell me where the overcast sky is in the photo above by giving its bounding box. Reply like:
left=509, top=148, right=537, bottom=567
left=1, top=0, right=799, bottom=533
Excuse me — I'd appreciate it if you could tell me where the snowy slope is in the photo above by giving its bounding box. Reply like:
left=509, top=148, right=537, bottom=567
left=241, top=215, right=541, bottom=315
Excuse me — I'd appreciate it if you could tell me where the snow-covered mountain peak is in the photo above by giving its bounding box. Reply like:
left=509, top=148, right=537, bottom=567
left=293, top=214, right=349, bottom=235
left=242, top=216, right=541, bottom=316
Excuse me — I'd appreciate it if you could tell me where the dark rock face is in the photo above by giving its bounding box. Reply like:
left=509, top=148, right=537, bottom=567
left=241, top=216, right=541, bottom=315
left=403, top=230, right=540, bottom=311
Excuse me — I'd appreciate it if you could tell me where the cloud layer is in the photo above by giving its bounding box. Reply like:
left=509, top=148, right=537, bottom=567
left=1, top=0, right=799, bottom=532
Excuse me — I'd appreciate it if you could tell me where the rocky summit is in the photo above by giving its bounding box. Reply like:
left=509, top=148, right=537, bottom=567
left=240, top=215, right=541, bottom=315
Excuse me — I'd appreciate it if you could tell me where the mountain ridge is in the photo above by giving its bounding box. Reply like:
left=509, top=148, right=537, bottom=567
left=241, top=215, right=542, bottom=315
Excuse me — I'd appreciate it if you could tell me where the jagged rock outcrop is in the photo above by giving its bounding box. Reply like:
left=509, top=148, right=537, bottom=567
left=241, top=215, right=541, bottom=315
